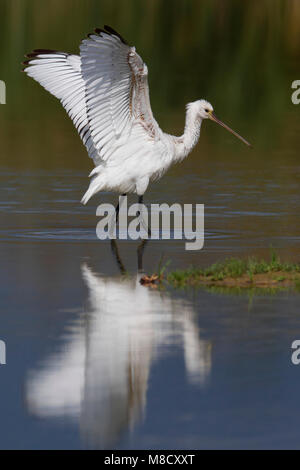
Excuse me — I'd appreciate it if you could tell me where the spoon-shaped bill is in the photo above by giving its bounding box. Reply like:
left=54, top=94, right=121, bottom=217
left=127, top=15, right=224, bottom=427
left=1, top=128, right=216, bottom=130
left=209, top=112, right=252, bottom=147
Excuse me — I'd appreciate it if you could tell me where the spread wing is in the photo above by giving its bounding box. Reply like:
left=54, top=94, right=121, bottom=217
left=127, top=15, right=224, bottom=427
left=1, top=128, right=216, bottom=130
left=79, top=25, right=161, bottom=165
left=23, top=51, right=99, bottom=162
left=23, top=26, right=161, bottom=167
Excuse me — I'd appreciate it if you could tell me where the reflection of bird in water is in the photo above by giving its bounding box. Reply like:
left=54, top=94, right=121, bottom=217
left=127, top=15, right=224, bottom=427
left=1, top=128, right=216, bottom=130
left=26, top=263, right=211, bottom=449
left=23, top=25, right=251, bottom=211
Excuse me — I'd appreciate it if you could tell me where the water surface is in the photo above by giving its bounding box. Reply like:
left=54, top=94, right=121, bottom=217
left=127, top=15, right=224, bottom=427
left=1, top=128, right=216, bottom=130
left=1, top=0, right=300, bottom=450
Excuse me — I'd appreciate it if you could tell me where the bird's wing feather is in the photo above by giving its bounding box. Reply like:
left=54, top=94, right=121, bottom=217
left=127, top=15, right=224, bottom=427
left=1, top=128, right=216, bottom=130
left=23, top=51, right=99, bottom=162
left=80, top=26, right=160, bottom=164
left=23, top=26, right=161, bottom=171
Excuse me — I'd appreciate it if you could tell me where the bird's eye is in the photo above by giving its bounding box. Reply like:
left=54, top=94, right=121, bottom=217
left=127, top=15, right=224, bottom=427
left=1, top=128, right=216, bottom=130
left=205, top=108, right=209, bottom=113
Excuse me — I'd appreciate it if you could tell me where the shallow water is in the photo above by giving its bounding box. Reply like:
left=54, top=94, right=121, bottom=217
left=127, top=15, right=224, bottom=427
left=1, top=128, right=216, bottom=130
left=1, top=0, right=300, bottom=450
left=1, top=158, right=300, bottom=450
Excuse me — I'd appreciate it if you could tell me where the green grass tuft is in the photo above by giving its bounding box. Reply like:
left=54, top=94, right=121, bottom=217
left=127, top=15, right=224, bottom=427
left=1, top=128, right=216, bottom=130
left=167, top=251, right=300, bottom=289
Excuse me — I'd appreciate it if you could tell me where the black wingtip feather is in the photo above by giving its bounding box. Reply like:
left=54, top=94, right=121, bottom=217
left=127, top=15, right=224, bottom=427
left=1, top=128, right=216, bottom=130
left=86, top=25, right=129, bottom=45
left=103, top=25, right=129, bottom=45
left=94, top=28, right=106, bottom=36
left=33, top=48, right=59, bottom=53
left=25, top=49, right=61, bottom=58
left=21, top=59, right=32, bottom=71
left=22, top=49, right=65, bottom=71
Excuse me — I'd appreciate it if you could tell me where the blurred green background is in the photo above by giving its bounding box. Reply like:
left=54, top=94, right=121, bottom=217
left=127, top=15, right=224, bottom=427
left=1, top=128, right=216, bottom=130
left=0, top=0, right=299, bottom=170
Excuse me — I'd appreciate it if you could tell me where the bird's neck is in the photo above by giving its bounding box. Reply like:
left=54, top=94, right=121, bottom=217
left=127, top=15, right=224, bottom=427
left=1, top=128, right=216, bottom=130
left=173, top=107, right=202, bottom=162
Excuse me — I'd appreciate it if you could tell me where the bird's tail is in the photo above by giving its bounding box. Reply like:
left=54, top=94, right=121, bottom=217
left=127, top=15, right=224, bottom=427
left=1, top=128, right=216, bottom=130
left=81, top=172, right=104, bottom=205
left=81, top=188, right=95, bottom=205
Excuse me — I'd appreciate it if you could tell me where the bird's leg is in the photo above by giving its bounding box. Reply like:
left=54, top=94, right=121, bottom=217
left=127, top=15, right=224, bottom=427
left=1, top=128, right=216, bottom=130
left=137, top=239, right=149, bottom=273
left=115, top=193, right=127, bottom=225
left=137, top=195, right=143, bottom=221
left=137, top=195, right=151, bottom=238
left=109, top=193, right=126, bottom=238
left=135, top=195, right=149, bottom=271
left=110, top=239, right=126, bottom=275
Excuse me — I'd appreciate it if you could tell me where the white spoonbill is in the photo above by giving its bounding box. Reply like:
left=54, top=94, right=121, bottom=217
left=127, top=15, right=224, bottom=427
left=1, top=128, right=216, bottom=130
left=23, top=25, right=251, bottom=206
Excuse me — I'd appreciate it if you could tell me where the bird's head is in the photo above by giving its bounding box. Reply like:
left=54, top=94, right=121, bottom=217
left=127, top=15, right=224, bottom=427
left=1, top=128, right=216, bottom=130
left=196, top=99, right=214, bottom=119
left=194, top=99, right=252, bottom=147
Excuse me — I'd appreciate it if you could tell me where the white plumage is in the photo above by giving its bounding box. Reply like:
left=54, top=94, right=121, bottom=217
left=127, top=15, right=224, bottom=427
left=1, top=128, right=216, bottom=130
left=23, top=25, right=251, bottom=205
left=26, top=264, right=211, bottom=447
